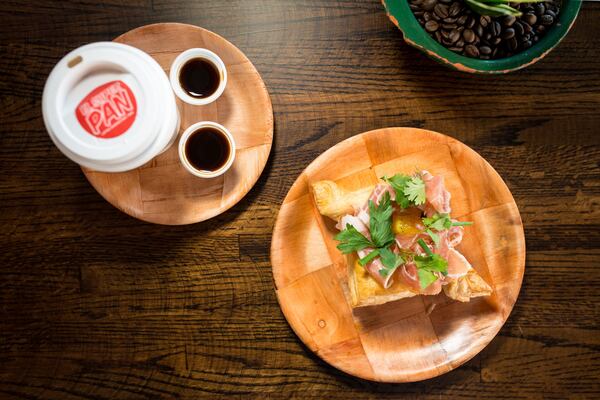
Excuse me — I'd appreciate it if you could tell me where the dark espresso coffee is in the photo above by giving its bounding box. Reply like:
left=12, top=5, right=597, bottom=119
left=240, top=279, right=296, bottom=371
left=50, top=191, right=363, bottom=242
left=179, top=58, right=220, bottom=99
left=185, top=127, right=230, bottom=172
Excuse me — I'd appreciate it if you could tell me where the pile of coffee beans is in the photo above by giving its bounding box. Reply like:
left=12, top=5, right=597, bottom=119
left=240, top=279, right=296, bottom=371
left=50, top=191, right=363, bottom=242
left=409, top=0, right=561, bottom=59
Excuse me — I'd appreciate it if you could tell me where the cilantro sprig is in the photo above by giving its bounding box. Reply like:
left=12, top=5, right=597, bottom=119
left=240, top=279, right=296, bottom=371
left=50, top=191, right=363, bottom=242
left=422, top=213, right=473, bottom=246
left=334, top=192, right=405, bottom=277
left=382, top=174, right=426, bottom=209
left=414, top=239, right=448, bottom=289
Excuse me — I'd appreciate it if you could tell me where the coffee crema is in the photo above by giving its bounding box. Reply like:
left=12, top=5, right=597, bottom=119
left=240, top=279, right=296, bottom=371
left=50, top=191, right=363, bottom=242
left=179, top=59, right=220, bottom=99
left=184, top=127, right=231, bottom=172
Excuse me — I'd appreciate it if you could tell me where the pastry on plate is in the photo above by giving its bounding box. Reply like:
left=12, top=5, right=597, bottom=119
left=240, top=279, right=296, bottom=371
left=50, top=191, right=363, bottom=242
left=312, top=170, right=492, bottom=307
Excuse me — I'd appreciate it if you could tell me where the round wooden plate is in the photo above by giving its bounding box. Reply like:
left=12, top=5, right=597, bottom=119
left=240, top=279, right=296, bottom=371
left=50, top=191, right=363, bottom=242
left=83, top=23, right=273, bottom=225
left=271, top=128, right=525, bottom=382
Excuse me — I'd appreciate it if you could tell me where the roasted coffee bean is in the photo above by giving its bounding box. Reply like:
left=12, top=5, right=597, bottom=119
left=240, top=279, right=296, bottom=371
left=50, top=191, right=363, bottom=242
left=502, top=27, right=515, bottom=40
left=541, top=14, right=554, bottom=26
left=466, top=16, right=476, bottom=29
left=514, top=22, right=525, bottom=36
left=421, top=0, right=437, bottom=11
left=463, top=28, right=475, bottom=43
left=503, top=15, right=516, bottom=27
left=434, top=3, right=449, bottom=19
left=449, top=2, right=462, bottom=17
left=410, top=0, right=560, bottom=60
left=479, top=45, right=492, bottom=55
left=523, top=13, right=537, bottom=26
left=464, top=44, right=479, bottom=57
left=479, top=15, right=491, bottom=28
left=535, top=3, right=545, bottom=16
left=425, top=20, right=440, bottom=32
left=475, top=24, right=484, bottom=38
left=491, top=21, right=501, bottom=37
left=449, top=28, right=461, bottom=43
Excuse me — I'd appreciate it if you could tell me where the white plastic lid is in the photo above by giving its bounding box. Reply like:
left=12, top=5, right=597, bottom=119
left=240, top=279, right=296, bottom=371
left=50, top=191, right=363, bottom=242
left=42, top=42, right=179, bottom=172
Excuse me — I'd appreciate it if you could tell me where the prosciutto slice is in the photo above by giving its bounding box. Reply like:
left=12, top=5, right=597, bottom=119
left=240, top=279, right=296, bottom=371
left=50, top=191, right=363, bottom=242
left=336, top=173, right=471, bottom=292
left=421, top=170, right=451, bottom=217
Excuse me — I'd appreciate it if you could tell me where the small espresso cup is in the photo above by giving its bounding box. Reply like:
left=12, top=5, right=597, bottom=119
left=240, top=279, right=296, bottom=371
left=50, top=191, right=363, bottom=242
left=179, top=121, right=236, bottom=178
left=169, top=48, right=227, bottom=106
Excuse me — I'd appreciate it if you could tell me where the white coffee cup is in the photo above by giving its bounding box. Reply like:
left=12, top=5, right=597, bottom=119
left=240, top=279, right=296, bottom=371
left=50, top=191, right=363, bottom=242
left=169, top=48, right=227, bottom=106
left=42, top=42, right=180, bottom=172
left=178, top=121, right=236, bottom=178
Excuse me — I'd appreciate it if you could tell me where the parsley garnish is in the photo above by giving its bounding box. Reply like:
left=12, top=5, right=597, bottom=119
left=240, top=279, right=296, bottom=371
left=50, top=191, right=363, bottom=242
left=414, top=239, right=448, bottom=289
left=422, top=213, right=473, bottom=244
left=382, top=174, right=426, bottom=208
left=382, top=174, right=411, bottom=208
left=335, top=224, right=373, bottom=254
left=335, top=192, right=404, bottom=275
left=368, top=192, right=395, bottom=248
left=379, top=247, right=404, bottom=277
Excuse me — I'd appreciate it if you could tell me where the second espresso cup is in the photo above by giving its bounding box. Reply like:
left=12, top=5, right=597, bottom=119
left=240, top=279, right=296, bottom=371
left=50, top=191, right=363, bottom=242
left=179, top=121, right=236, bottom=178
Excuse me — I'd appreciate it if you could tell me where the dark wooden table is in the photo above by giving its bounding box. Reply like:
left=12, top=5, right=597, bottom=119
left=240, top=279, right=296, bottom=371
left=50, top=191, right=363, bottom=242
left=1, top=1, right=599, bottom=398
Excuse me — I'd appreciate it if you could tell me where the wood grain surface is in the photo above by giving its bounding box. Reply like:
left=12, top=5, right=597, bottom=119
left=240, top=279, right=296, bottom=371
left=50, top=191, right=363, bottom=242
left=0, top=0, right=599, bottom=398
left=83, top=23, right=273, bottom=225
left=271, top=128, right=525, bottom=382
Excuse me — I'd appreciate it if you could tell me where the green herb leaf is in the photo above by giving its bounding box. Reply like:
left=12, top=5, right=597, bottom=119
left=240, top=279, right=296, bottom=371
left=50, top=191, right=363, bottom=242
left=403, top=177, right=426, bottom=206
left=417, top=269, right=439, bottom=289
left=423, top=213, right=452, bottom=231
left=414, top=254, right=448, bottom=275
left=423, top=213, right=473, bottom=231
left=368, top=192, right=395, bottom=248
left=379, top=247, right=405, bottom=277
left=426, top=229, right=440, bottom=247
left=452, top=221, right=473, bottom=227
left=335, top=224, right=374, bottom=254
left=358, top=249, right=380, bottom=266
left=414, top=238, right=448, bottom=289
left=382, top=174, right=412, bottom=209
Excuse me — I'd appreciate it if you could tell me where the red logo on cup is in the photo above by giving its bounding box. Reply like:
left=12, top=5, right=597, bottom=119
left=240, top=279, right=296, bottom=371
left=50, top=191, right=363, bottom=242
left=76, top=80, right=137, bottom=139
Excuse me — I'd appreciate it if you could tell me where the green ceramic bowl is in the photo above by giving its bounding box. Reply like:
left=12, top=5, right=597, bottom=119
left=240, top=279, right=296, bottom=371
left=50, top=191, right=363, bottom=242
left=382, top=0, right=581, bottom=73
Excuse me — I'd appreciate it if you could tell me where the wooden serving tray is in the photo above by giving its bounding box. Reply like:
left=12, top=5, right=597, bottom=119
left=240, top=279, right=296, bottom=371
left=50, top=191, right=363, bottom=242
left=271, top=128, right=525, bottom=382
left=83, top=23, right=273, bottom=225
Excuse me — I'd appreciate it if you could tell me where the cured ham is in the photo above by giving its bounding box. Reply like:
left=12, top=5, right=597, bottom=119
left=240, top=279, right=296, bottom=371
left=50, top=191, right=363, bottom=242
left=311, top=171, right=492, bottom=307
left=421, top=170, right=451, bottom=217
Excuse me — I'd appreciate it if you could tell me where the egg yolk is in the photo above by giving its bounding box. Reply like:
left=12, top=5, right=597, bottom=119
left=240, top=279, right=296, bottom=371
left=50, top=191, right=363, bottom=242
left=392, top=207, right=422, bottom=236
